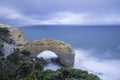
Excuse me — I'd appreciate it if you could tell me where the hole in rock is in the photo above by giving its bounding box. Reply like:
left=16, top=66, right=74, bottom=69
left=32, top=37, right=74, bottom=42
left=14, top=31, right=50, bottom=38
left=37, top=50, right=61, bottom=70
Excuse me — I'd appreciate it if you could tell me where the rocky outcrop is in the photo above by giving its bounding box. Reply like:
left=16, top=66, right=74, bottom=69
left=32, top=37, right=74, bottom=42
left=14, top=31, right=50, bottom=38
left=18, top=38, right=75, bottom=67
left=0, top=26, right=17, bottom=58
left=0, top=41, right=16, bottom=58
left=0, top=24, right=75, bottom=67
left=0, top=24, right=24, bottom=42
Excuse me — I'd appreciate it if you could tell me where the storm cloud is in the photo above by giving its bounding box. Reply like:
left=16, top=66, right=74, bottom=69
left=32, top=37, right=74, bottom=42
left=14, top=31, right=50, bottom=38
left=0, top=0, right=120, bottom=26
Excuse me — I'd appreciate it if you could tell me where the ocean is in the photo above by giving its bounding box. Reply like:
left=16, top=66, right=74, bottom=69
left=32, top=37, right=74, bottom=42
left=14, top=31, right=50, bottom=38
left=20, top=25, right=120, bottom=80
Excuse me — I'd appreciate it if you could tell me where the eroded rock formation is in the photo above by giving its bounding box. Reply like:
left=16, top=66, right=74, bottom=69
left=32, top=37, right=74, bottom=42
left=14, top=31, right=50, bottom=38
left=18, top=38, right=75, bottom=67
left=0, top=24, right=75, bottom=67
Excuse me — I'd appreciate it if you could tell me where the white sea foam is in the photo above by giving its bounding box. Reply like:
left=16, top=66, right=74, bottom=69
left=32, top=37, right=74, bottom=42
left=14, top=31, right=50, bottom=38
left=37, top=51, right=58, bottom=59
left=74, top=49, right=120, bottom=80
left=37, top=51, right=60, bottom=70
left=37, top=49, right=120, bottom=80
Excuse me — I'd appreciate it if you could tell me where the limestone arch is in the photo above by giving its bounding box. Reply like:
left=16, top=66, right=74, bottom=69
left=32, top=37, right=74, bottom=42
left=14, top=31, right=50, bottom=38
left=18, top=39, right=75, bottom=67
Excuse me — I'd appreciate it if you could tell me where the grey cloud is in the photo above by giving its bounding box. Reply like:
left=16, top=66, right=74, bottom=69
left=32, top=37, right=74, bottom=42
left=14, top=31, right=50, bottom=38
left=1, top=0, right=120, bottom=14
left=0, top=0, right=120, bottom=26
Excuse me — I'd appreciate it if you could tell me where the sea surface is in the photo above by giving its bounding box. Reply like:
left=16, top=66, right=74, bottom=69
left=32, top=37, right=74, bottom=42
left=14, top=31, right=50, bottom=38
left=20, top=25, right=120, bottom=80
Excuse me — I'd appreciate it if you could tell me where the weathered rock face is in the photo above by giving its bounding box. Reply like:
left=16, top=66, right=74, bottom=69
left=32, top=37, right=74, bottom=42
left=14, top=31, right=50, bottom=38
left=18, top=38, right=75, bottom=67
left=0, top=42, right=16, bottom=58
left=0, top=24, right=24, bottom=42
left=0, top=26, right=17, bottom=58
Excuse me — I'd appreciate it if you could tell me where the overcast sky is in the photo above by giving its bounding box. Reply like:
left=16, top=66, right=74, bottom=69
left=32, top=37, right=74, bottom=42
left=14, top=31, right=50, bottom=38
left=0, top=0, right=120, bottom=26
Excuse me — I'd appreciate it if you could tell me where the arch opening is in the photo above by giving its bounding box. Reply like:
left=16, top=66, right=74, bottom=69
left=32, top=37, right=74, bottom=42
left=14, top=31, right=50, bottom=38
left=36, top=50, right=62, bottom=70
left=18, top=39, right=75, bottom=67
left=37, top=50, right=58, bottom=60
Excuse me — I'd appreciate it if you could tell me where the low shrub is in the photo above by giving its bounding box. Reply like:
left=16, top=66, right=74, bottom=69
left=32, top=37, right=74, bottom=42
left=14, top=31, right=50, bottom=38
left=21, top=50, right=31, bottom=56
left=23, top=68, right=101, bottom=80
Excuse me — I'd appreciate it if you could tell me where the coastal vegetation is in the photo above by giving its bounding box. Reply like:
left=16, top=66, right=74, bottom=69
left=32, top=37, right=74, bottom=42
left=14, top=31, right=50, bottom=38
left=0, top=27, right=13, bottom=44
left=23, top=68, right=100, bottom=80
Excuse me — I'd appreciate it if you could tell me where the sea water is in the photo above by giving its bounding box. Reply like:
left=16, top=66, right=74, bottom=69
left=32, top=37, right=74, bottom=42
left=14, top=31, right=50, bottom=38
left=20, top=25, right=120, bottom=80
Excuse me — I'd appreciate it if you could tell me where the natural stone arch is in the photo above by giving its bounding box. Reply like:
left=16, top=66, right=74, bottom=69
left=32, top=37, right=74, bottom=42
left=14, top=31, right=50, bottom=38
left=18, top=39, right=75, bottom=67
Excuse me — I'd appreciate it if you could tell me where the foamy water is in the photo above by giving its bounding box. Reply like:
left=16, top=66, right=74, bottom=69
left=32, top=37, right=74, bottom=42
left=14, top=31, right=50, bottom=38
left=74, top=49, right=120, bottom=80
left=37, top=51, right=61, bottom=70
left=37, top=49, right=120, bottom=80
left=21, top=25, right=120, bottom=80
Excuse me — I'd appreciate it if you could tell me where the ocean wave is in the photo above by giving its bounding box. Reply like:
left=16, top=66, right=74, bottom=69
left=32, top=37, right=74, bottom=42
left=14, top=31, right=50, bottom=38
left=37, top=49, right=120, bottom=80
left=74, top=48, right=120, bottom=80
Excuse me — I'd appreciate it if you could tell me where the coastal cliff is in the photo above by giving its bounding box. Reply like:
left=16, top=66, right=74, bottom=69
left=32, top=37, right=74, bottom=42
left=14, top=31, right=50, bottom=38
left=0, top=24, right=75, bottom=67
left=0, top=25, right=17, bottom=58
left=0, top=25, right=44, bottom=80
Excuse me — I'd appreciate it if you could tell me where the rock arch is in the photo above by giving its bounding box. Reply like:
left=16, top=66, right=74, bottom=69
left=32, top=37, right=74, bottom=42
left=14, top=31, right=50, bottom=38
left=18, top=39, right=75, bottom=67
